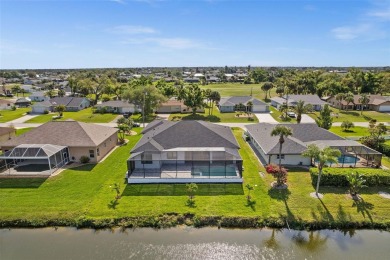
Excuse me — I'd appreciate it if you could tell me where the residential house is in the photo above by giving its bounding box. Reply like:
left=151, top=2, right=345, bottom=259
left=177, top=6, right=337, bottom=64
left=0, top=127, right=16, bottom=143
left=156, top=98, right=204, bottom=113
left=327, top=94, right=390, bottom=112
left=127, top=120, right=243, bottom=183
left=1, top=121, right=118, bottom=163
left=20, top=85, right=34, bottom=93
left=0, top=99, right=15, bottom=110
left=50, top=97, right=90, bottom=111
left=246, top=123, right=382, bottom=167
left=31, top=100, right=53, bottom=114
left=95, top=100, right=138, bottom=114
left=270, top=94, right=326, bottom=111
left=218, top=96, right=269, bottom=112
left=15, top=97, right=31, bottom=107
left=29, top=91, right=48, bottom=102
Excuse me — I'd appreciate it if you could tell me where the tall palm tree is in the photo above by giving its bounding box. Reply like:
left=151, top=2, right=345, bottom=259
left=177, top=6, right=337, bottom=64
left=344, top=92, right=354, bottom=111
left=335, top=93, right=344, bottom=110
left=246, top=101, right=253, bottom=114
left=302, top=144, right=341, bottom=197
left=358, top=93, right=370, bottom=115
left=294, top=100, right=307, bottom=124
left=271, top=125, right=293, bottom=172
left=279, top=103, right=288, bottom=120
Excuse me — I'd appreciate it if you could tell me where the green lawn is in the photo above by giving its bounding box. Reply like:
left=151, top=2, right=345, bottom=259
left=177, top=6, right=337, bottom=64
left=310, top=108, right=390, bottom=122
left=199, top=83, right=276, bottom=101
left=168, top=106, right=258, bottom=123
left=269, top=106, right=297, bottom=123
left=130, top=113, right=157, bottom=123
left=25, top=108, right=118, bottom=123
left=329, top=126, right=370, bottom=137
left=15, top=127, right=34, bottom=136
left=1, top=128, right=390, bottom=227
left=0, top=108, right=30, bottom=123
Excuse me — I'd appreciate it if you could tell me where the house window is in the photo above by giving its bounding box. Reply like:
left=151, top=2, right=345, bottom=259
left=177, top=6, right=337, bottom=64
left=89, top=150, right=95, bottom=158
left=141, top=153, right=152, bottom=164
left=276, top=154, right=285, bottom=159
left=104, top=142, right=106, bottom=147
left=167, top=151, right=177, bottom=159
left=97, top=148, right=100, bottom=156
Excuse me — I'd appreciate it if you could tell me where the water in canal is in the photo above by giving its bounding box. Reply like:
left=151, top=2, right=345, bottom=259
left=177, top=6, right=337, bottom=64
left=1, top=227, right=389, bottom=259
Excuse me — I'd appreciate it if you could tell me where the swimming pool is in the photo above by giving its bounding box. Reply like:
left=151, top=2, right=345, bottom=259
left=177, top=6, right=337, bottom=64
left=192, top=165, right=238, bottom=177
left=338, top=155, right=360, bottom=164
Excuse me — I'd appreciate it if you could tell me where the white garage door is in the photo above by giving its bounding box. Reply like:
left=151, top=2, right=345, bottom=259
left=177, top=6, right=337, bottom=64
left=379, top=105, right=390, bottom=112
left=252, top=105, right=269, bottom=112
left=32, top=106, right=47, bottom=114
left=121, top=107, right=135, bottom=113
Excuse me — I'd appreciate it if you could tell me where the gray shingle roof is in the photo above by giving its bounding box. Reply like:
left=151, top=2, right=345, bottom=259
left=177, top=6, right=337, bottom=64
left=95, top=100, right=135, bottom=108
left=246, top=123, right=344, bottom=155
left=132, top=120, right=239, bottom=153
left=219, top=96, right=267, bottom=106
left=50, top=97, right=87, bottom=107
left=285, top=95, right=327, bottom=105
left=1, top=121, right=118, bottom=148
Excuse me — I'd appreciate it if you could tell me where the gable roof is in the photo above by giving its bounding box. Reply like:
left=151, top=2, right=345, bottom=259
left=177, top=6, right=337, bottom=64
left=283, top=95, right=327, bottom=105
left=50, top=97, right=87, bottom=107
left=32, top=100, right=52, bottom=107
left=1, top=121, right=118, bottom=148
left=332, top=94, right=389, bottom=106
left=132, top=120, right=239, bottom=153
left=246, top=123, right=344, bottom=155
left=95, top=100, right=134, bottom=108
left=219, top=96, right=267, bottom=106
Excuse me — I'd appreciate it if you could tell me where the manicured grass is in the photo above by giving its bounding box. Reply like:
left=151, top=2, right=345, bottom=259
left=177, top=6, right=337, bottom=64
left=310, top=107, right=390, bottom=122
left=329, top=126, right=370, bottom=137
left=1, top=128, right=390, bottom=227
left=199, top=83, right=276, bottom=101
left=0, top=108, right=30, bottom=123
left=25, top=108, right=118, bottom=123
left=269, top=106, right=297, bottom=123
left=15, top=127, right=34, bottom=136
left=130, top=113, right=156, bottom=123
left=168, top=106, right=258, bottom=123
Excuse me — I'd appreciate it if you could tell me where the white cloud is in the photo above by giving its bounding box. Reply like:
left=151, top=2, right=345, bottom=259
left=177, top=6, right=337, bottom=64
left=331, top=24, right=372, bottom=40
left=368, top=8, right=390, bottom=21
left=121, top=37, right=203, bottom=49
left=109, top=0, right=126, bottom=4
left=107, top=25, right=157, bottom=34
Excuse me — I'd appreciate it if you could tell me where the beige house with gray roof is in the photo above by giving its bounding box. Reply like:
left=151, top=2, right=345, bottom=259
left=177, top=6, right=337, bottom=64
left=1, top=121, right=118, bottom=163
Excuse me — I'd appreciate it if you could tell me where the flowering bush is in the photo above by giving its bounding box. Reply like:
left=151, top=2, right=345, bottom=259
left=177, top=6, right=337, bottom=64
left=266, top=164, right=288, bottom=186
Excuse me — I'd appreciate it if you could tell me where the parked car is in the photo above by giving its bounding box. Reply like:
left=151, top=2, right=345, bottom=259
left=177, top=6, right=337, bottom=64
left=132, top=122, right=140, bottom=127
left=287, top=112, right=296, bottom=118
left=123, top=113, right=130, bottom=119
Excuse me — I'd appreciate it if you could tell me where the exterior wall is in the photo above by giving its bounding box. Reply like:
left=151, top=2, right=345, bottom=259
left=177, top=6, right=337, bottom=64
left=32, top=106, right=51, bottom=114
left=0, top=131, right=16, bottom=143
left=271, top=100, right=281, bottom=108
left=219, top=105, right=234, bottom=112
left=313, top=104, right=322, bottom=111
left=119, top=106, right=135, bottom=114
left=249, top=135, right=269, bottom=163
left=0, top=103, right=13, bottom=110
left=68, top=147, right=98, bottom=163
left=157, top=105, right=181, bottom=113
left=134, top=153, right=162, bottom=169
left=269, top=154, right=311, bottom=166
left=327, top=97, right=341, bottom=108
left=377, top=103, right=390, bottom=112
left=96, top=132, right=118, bottom=162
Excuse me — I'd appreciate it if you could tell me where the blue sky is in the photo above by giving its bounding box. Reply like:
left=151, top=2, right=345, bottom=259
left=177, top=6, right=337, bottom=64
left=1, top=0, right=389, bottom=69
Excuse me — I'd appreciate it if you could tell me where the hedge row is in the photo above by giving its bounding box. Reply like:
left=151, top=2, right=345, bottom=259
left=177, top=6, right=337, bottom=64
left=309, top=167, right=390, bottom=187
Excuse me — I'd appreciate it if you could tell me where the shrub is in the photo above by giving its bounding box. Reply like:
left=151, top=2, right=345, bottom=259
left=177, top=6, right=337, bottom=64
left=80, top=156, right=90, bottom=164
left=11, top=105, right=16, bottom=111
left=266, top=164, right=288, bottom=186
left=102, top=96, right=111, bottom=102
left=43, top=109, right=49, bottom=114
left=309, top=168, right=390, bottom=187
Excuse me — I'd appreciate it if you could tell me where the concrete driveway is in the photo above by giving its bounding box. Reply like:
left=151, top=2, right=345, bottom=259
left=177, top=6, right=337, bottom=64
left=254, top=113, right=278, bottom=123
left=300, top=114, right=316, bottom=123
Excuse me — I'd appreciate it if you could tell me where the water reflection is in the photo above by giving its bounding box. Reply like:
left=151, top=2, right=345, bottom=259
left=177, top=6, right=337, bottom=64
left=1, top=228, right=389, bottom=260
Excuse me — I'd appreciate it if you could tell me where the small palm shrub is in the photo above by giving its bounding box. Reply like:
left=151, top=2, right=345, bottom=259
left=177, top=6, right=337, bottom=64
left=346, top=171, right=366, bottom=198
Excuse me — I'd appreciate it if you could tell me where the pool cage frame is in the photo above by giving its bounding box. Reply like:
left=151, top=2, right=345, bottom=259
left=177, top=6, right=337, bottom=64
left=127, top=150, right=243, bottom=180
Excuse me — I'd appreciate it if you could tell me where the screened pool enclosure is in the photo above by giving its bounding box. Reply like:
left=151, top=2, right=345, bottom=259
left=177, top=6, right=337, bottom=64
left=127, top=148, right=243, bottom=183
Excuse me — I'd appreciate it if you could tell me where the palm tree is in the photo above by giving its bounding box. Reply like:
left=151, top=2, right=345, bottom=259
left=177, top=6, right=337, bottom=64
left=54, top=105, right=66, bottom=117
left=294, top=100, right=306, bottom=124
left=358, top=93, right=370, bottom=115
left=246, top=101, right=253, bottom=114
left=279, top=103, right=288, bottom=120
left=209, top=91, right=221, bottom=115
left=344, top=92, right=354, bottom=111
left=271, top=125, right=293, bottom=172
left=335, top=93, right=344, bottom=110
left=302, top=144, right=341, bottom=197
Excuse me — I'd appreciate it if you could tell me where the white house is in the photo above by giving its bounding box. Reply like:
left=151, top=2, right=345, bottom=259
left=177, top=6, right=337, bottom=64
left=29, top=92, right=48, bottom=102
left=218, top=96, right=269, bottom=113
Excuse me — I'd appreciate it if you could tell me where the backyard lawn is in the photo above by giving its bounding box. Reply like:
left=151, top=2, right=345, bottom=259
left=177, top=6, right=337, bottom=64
left=1, top=128, right=389, bottom=228
left=25, top=108, right=118, bottom=123
left=199, top=83, right=276, bottom=101
left=15, top=127, right=34, bottom=136
left=0, top=108, right=30, bottom=123
left=310, top=108, right=390, bottom=122
left=168, top=106, right=258, bottom=123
